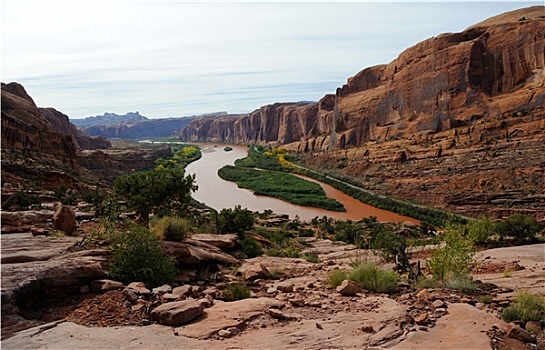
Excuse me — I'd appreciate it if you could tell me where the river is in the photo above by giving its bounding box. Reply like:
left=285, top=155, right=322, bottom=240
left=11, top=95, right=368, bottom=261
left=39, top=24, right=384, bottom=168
left=185, top=144, right=418, bottom=224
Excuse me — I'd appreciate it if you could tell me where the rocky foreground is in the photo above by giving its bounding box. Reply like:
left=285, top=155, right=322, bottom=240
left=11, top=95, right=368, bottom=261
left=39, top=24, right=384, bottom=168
left=1, top=225, right=544, bottom=349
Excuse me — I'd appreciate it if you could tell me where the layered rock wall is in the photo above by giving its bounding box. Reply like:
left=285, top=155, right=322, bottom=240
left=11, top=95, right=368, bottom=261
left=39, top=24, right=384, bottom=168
left=1, top=83, right=79, bottom=170
left=179, top=9, right=545, bottom=153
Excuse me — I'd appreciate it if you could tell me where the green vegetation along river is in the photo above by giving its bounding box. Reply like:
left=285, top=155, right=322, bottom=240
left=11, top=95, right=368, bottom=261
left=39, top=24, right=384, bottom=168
left=185, top=144, right=419, bottom=224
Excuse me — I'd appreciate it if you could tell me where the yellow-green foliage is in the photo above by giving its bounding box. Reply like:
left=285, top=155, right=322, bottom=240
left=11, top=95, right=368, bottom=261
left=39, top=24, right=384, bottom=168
left=150, top=216, right=190, bottom=242
left=501, top=291, right=545, bottom=326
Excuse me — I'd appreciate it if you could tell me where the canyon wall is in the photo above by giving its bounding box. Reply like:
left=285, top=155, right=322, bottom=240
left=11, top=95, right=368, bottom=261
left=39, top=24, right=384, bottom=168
left=179, top=7, right=545, bottom=152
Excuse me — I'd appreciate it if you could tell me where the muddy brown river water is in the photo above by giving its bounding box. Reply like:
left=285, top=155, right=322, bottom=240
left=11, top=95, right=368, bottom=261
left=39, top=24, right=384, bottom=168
left=185, top=144, right=418, bottom=223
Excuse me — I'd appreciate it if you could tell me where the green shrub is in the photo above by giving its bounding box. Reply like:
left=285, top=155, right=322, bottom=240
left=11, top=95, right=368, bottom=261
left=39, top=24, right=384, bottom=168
left=284, top=245, right=301, bottom=259
left=151, top=216, right=190, bottom=242
left=222, top=280, right=251, bottom=301
left=427, top=223, right=475, bottom=281
left=466, top=217, right=497, bottom=246
left=348, top=262, right=399, bottom=294
left=302, top=251, right=320, bottom=263
left=480, top=295, right=493, bottom=304
left=502, top=291, right=545, bottom=326
left=264, top=248, right=284, bottom=257
left=496, top=214, right=541, bottom=243
left=443, top=274, right=477, bottom=292
left=415, top=276, right=440, bottom=289
left=327, top=269, right=348, bottom=288
left=108, top=223, right=178, bottom=288
left=217, top=205, right=255, bottom=237
left=239, top=236, right=263, bottom=258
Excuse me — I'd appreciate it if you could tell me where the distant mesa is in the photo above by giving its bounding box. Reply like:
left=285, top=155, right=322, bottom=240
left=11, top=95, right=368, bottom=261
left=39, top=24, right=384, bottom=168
left=71, top=111, right=147, bottom=128
left=73, top=111, right=228, bottom=140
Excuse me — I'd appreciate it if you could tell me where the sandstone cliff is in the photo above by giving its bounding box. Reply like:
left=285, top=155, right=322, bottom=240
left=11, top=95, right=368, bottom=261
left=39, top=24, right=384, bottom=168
left=178, top=7, right=545, bottom=219
left=1, top=83, right=166, bottom=192
left=40, top=108, right=111, bottom=151
left=179, top=7, right=544, bottom=152
left=1, top=83, right=80, bottom=170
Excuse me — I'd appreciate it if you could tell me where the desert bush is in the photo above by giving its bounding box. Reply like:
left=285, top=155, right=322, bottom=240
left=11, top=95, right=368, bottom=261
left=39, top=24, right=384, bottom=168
left=108, top=223, right=177, bottom=288
left=4, top=191, right=41, bottom=210
left=302, top=251, right=320, bottom=263
left=239, top=236, right=263, bottom=258
left=217, top=205, right=255, bottom=237
left=496, top=214, right=541, bottom=243
left=151, top=216, right=190, bottom=242
left=284, top=244, right=301, bottom=259
left=501, top=291, right=545, bottom=326
left=466, top=217, right=497, bottom=246
left=264, top=248, right=283, bottom=257
left=414, top=276, right=440, bottom=289
left=348, top=262, right=399, bottom=294
left=222, top=280, right=251, bottom=301
left=443, top=274, right=477, bottom=292
left=427, top=223, right=475, bottom=281
left=327, top=269, right=348, bottom=288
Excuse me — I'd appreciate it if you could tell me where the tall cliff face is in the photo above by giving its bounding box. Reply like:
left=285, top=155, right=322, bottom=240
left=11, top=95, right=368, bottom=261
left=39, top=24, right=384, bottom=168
left=179, top=7, right=545, bottom=152
left=40, top=107, right=112, bottom=150
left=1, top=83, right=80, bottom=170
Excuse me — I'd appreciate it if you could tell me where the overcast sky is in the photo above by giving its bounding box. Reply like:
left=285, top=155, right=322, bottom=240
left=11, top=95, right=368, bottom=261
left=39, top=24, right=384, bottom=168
left=2, top=1, right=541, bottom=119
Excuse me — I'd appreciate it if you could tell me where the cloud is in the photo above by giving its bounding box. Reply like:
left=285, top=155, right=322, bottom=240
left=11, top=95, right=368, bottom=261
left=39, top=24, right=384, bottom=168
left=2, top=1, right=541, bottom=118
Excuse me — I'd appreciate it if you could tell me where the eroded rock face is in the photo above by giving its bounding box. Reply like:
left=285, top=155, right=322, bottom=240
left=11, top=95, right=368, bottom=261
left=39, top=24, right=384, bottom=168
left=1, top=82, right=79, bottom=171
left=180, top=8, right=544, bottom=152
left=52, top=206, right=77, bottom=235
left=39, top=107, right=111, bottom=151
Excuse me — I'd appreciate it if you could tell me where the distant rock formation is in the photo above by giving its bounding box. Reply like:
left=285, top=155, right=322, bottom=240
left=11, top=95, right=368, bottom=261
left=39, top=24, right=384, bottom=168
left=179, top=6, right=545, bottom=152
left=73, top=112, right=228, bottom=140
left=71, top=111, right=148, bottom=128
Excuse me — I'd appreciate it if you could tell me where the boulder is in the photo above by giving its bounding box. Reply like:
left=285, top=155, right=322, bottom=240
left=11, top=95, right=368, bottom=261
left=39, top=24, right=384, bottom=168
left=52, top=205, right=76, bottom=235
left=163, top=241, right=238, bottom=265
left=506, top=323, right=536, bottom=343
left=190, top=234, right=237, bottom=251
left=90, top=279, right=124, bottom=292
left=150, top=299, right=204, bottom=326
left=125, top=282, right=151, bottom=298
left=336, top=280, right=362, bottom=296
left=236, top=263, right=271, bottom=281
left=172, top=285, right=196, bottom=299
left=276, top=282, right=295, bottom=293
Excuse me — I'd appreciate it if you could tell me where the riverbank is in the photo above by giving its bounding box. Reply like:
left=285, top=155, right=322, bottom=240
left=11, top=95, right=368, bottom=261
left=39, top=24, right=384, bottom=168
left=186, top=144, right=420, bottom=223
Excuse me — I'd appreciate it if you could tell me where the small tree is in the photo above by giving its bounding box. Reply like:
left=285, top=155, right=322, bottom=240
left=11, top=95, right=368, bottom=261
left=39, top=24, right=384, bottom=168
left=114, top=167, right=197, bottom=223
left=217, top=205, right=254, bottom=237
left=427, top=223, right=475, bottom=281
left=496, top=214, right=541, bottom=243
left=108, top=223, right=177, bottom=288
left=466, top=217, right=497, bottom=246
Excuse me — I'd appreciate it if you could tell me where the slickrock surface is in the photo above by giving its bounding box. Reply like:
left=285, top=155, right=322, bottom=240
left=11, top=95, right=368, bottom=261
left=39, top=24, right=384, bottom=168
left=2, top=226, right=544, bottom=349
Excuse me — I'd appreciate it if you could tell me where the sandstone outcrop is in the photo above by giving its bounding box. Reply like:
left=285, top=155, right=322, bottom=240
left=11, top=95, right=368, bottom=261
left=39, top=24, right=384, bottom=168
left=1, top=82, right=80, bottom=171
left=39, top=107, right=111, bottom=150
left=180, top=7, right=544, bottom=152
left=52, top=205, right=77, bottom=235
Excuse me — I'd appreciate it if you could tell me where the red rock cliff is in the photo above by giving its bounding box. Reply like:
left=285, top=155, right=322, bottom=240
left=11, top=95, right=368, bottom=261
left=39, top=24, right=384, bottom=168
left=179, top=7, right=545, bottom=152
left=1, top=82, right=80, bottom=170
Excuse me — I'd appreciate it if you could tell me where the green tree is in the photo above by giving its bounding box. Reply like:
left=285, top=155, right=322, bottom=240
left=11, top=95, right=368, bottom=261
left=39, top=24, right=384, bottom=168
left=217, top=205, right=255, bottom=237
left=496, top=214, right=541, bottom=243
left=427, top=223, right=475, bottom=281
left=114, top=167, right=197, bottom=223
left=108, top=223, right=178, bottom=288
left=466, top=217, right=497, bottom=246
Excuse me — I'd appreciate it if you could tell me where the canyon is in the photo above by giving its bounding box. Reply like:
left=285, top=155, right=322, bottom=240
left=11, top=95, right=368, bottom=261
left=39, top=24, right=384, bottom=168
left=179, top=6, right=545, bottom=220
